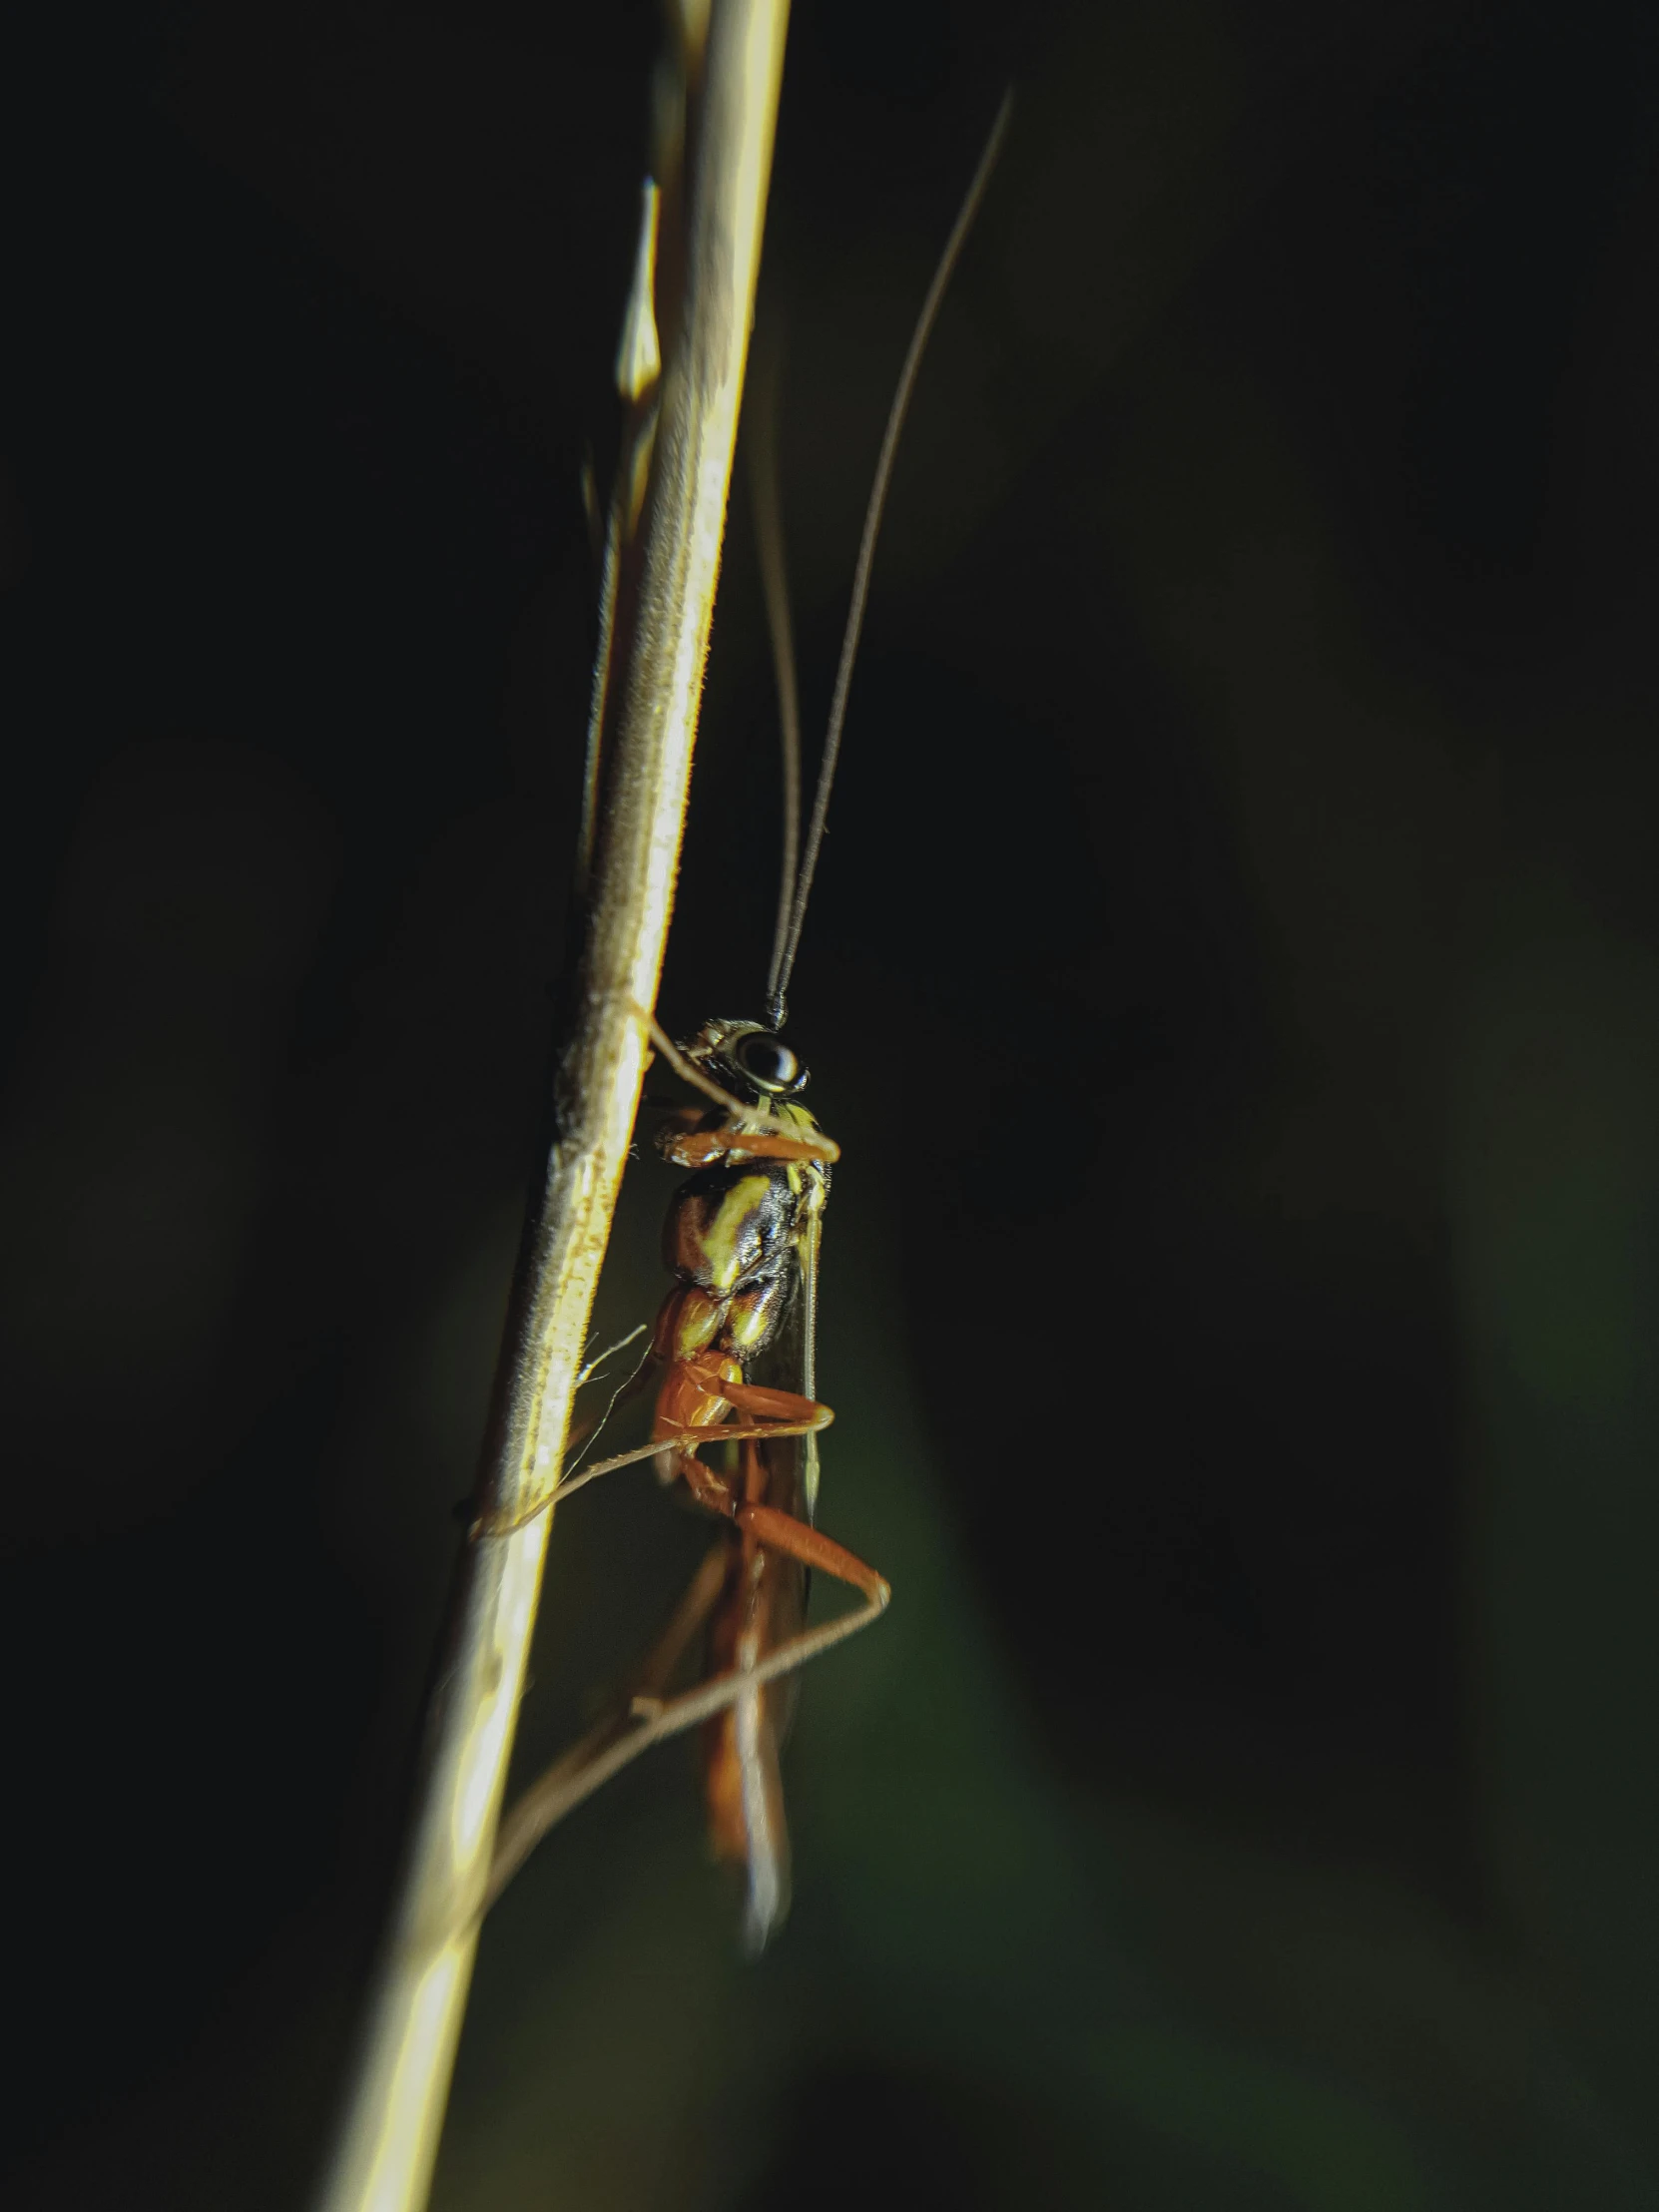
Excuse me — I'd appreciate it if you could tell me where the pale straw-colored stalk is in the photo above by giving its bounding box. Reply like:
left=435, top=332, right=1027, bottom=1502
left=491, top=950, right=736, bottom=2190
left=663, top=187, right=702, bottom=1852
left=311, top=6, right=790, bottom=2206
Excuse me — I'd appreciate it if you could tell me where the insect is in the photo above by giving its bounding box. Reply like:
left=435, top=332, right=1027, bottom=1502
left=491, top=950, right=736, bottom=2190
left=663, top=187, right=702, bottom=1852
left=482, top=100, right=1010, bottom=1947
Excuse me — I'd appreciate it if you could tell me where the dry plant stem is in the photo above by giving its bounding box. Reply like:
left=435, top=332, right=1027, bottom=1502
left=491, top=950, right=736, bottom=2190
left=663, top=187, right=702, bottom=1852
left=311, top=7, right=791, bottom=2208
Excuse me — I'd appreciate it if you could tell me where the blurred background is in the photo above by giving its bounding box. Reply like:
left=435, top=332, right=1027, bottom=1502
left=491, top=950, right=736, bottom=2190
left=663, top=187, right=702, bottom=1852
left=4, top=1, right=1659, bottom=2204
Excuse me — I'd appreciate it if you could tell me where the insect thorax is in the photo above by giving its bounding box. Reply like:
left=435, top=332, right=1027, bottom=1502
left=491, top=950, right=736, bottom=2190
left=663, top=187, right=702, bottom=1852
left=662, top=1151, right=827, bottom=1368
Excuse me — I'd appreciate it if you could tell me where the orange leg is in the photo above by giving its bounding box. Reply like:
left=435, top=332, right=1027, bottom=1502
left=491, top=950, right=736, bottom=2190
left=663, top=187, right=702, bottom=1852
left=666, top=1127, right=837, bottom=1167
left=736, top=1502, right=890, bottom=1606
left=666, top=1374, right=839, bottom=1512
left=468, top=1380, right=835, bottom=1539
left=666, top=1387, right=835, bottom=1519
left=482, top=1496, right=890, bottom=1915
left=722, top=1379, right=822, bottom=1423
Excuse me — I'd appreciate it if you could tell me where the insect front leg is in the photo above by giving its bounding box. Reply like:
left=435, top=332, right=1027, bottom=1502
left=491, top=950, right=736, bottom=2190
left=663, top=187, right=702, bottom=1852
left=666, top=1126, right=836, bottom=1168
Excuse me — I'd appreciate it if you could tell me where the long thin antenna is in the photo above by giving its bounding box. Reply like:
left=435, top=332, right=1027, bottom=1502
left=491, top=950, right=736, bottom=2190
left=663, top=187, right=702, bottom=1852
left=765, top=91, right=1012, bottom=1030
left=749, top=335, right=804, bottom=1005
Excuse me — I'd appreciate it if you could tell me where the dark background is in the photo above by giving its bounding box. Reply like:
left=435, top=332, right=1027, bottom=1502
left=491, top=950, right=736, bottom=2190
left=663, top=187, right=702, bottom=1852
left=5, top=2, right=1659, bottom=2205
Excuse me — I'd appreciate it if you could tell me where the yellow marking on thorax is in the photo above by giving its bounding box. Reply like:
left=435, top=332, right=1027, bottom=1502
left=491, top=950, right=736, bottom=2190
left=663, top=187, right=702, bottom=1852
left=697, top=1173, right=775, bottom=1299
left=726, top=1290, right=779, bottom=1356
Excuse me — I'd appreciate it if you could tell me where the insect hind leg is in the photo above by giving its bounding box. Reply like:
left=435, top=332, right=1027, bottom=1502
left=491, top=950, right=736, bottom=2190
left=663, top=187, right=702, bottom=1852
left=480, top=1519, right=889, bottom=1915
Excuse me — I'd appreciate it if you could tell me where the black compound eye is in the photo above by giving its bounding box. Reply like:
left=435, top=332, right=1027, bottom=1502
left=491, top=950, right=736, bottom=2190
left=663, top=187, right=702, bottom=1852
left=735, top=1031, right=801, bottom=1091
